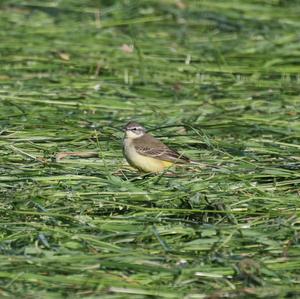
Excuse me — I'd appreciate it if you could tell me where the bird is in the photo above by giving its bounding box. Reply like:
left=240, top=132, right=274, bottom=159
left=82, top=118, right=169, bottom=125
left=123, top=121, right=190, bottom=173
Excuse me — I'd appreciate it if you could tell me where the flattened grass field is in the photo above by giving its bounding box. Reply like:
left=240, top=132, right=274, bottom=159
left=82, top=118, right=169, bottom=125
left=1, top=1, right=300, bottom=298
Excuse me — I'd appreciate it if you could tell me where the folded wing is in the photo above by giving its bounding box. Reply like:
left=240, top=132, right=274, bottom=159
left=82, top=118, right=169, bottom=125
left=133, top=133, right=190, bottom=163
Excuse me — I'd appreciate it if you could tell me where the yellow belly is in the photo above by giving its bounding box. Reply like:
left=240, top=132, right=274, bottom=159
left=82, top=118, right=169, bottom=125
left=123, top=140, right=173, bottom=173
left=129, top=155, right=173, bottom=173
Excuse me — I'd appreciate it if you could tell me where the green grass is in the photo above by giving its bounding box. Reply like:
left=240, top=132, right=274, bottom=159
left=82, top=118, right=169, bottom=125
left=1, top=0, right=300, bottom=298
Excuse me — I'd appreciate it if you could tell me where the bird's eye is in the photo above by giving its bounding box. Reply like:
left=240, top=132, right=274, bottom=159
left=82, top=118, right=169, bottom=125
left=132, top=128, right=137, bottom=131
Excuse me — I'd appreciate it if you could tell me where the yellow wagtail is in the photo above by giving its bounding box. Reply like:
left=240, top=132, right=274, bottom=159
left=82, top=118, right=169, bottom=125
left=123, top=121, right=190, bottom=173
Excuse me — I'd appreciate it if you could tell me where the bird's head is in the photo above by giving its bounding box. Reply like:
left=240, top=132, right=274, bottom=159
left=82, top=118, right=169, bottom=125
left=123, top=121, right=146, bottom=139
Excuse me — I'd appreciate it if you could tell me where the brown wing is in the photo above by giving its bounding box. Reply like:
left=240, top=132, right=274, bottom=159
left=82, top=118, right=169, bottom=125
left=133, top=133, right=190, bottom=163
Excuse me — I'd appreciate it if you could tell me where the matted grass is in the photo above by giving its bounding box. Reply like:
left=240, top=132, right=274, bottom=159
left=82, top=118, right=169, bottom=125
left=0, top=0, right=300, bottom=298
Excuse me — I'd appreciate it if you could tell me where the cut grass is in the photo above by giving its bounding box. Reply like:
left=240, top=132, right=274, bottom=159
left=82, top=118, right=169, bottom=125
left=0, top=0, right=300, bottom=298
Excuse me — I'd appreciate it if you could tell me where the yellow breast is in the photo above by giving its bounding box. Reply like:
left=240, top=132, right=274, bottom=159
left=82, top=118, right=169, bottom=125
left=123, top=139, right=173, bottom=173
